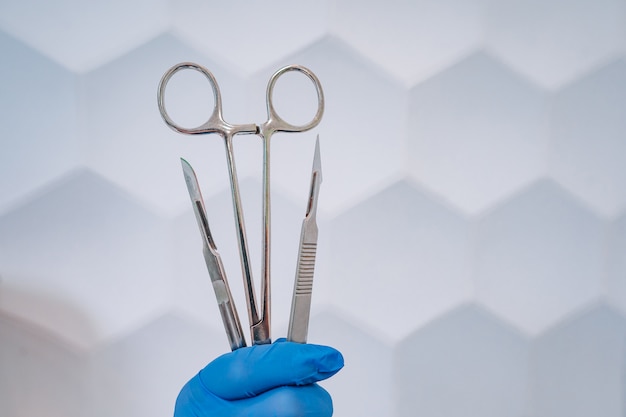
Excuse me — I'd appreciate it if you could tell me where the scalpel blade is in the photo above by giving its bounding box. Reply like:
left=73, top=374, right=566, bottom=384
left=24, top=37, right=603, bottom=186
left=181, top=158, right=246, bottom=350
left=288, top=137, right=322, bottom=343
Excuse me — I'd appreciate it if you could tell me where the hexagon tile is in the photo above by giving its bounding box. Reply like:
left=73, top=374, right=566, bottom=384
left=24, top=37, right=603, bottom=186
left=0, top=30, right=79, bottom=216
left=474, top=179, right=605, bottom=336
left=549, top=58, right=626, bottom=218
left=408, top=51, right=549, bottom=215
left=0, top=0, right=170, bottom=72
left=330, top=0, right=486, bottom=86
left=486, top=0, right=626, bottom=90
left=2, top=1, right=626, bottom=417
left=0, top=314, right=90, bottom=417
left=327, top=180, right=472, bottom=342
left=171, top=0, right=332, bottom=77
left=528, top=305, right=626, bottom=417
left=394, top=305, right=529, bottom=417
left=0, top=169, right=171, bottom=348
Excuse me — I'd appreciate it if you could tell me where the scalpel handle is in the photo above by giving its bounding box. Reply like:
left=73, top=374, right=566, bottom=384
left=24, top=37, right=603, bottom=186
left=287, top=226, right=318, bottom=343
left=202, top=245, right=247, bottom=351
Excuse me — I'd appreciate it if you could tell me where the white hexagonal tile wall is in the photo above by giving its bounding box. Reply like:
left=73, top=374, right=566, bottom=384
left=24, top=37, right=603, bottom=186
left=332, top=0, right=486, bottom=85
left=529, top=305, right=626, bottom=417
left=327, top=180, right=472, bottom=342
left=0, top=30, right=79, bottom=215
left=0, top=0, right=169, bottom=72
left=90, top=313, right=224, bottom=417
left=408, top=51, right=549, bottom=214
left=394, top=305, right=529, bottom=417
left=0, top=315, right=89, bottom=417
left=309, top=310, right=393, bottom=417
left=2, top=2, right=626, bottom=416
left=550, top=59, right=626, bottom=217
left=171, top=0, right=331, bottom=77
left=0, top=169, right=170, bottom=348
left=487, top=0, right=626, bottom=89
left=475, top=180, right=605, bottom=335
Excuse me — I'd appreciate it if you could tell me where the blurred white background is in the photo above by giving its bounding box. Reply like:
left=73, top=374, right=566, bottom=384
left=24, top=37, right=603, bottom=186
left=1, top=1, right=626, bottom=416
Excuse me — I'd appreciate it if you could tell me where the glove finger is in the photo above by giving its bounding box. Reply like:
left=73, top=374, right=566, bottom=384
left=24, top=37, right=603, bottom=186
left=233, top=384, right=334, bottom=417
left=200, top=341, right=344, bottom=400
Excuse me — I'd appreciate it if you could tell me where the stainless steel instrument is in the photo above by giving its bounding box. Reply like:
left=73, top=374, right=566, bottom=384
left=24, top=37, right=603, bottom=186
left=158, top=62, right=324, bottom=349
left=288, top=137, right=322, bottom=343
left=181, top=158, right=246, bottom=350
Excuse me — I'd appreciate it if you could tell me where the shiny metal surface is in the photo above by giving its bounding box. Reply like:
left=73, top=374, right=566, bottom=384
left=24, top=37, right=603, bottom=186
left=288, top=137, right=322, bottom=343
left=158, top=62, right=260, bottom=345
left=158, top=63, right=324, bottom=346
left=256, top=65, right=324, bottom=344
left=181, top=158, right=246, bottom=351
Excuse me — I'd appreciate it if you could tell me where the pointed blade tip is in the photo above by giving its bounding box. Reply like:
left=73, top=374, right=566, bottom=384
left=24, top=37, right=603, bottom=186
left=180, top=157, right=193, bottom=175
left=313, top=135, right=322, bottom=180
left=180, top=158, right=201, bottom=200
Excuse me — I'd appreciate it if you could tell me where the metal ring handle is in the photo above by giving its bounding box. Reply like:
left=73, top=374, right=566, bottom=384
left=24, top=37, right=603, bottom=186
left=157, top=62, right=227, bottom=135
left=265, top=65, right=324, bottom=134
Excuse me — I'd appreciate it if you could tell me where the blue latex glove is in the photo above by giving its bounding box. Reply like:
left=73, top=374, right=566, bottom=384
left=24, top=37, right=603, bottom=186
left=174, top=340, right=344, bottom=417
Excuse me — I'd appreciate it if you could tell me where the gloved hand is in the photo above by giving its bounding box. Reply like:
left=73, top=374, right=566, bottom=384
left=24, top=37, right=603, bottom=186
left=174, top=339, right=344, bottom=417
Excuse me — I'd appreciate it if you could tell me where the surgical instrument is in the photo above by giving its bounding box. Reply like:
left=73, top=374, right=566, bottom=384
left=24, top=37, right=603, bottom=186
left=158, top=63, right=324, bottom=346
left=181, top=158, right=246, bottom=351
left=288, top=136, right=322, bottom=343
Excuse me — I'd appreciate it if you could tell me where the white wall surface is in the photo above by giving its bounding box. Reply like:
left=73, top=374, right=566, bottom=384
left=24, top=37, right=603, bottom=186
left=1, top=1, right=626, bottom=416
